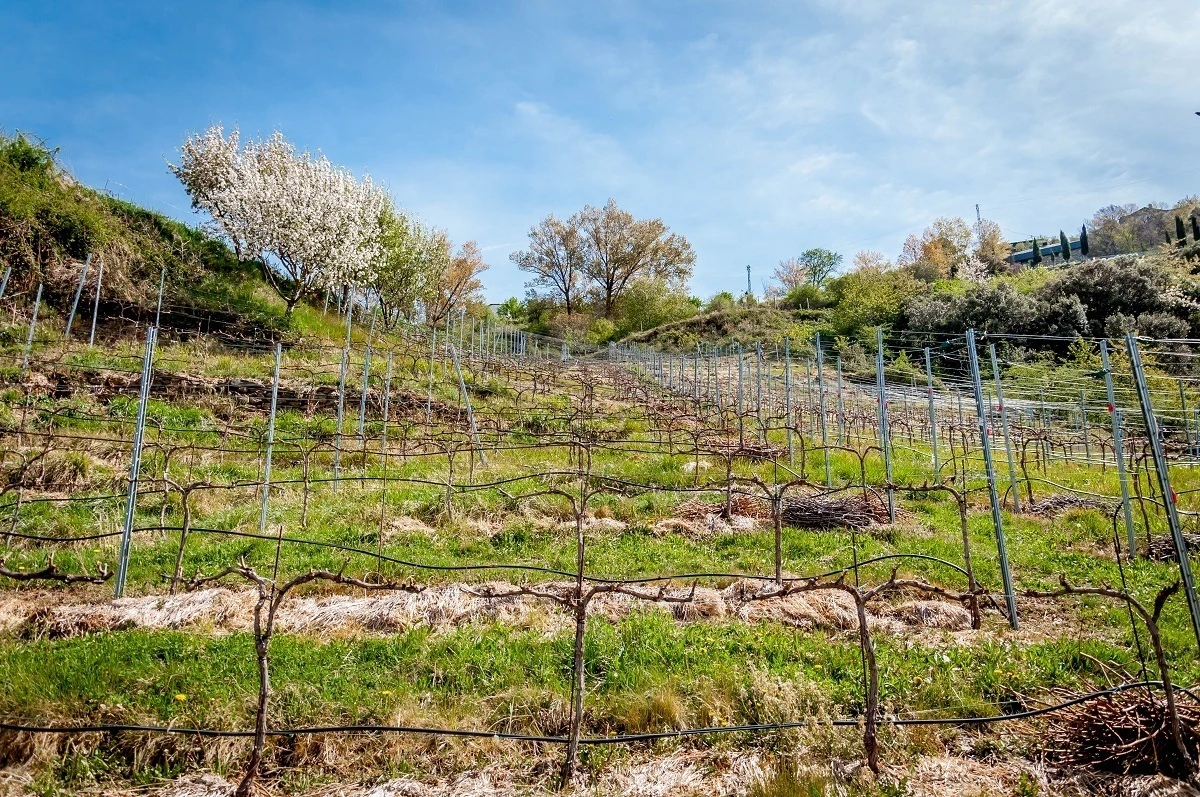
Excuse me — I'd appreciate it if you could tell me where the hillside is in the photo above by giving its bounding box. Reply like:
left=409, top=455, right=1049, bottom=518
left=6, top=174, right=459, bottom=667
left=623, top=305, right=832, bottom=352
left=1, top=136, right=1200, bottom=797
left=0, top=132, right=287, bottom=342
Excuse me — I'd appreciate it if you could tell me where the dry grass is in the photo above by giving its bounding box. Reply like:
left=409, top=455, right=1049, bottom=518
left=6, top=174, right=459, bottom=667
left=9, top=582, right=977, bottom=642
left=885, top=755, right=1045, bottom=797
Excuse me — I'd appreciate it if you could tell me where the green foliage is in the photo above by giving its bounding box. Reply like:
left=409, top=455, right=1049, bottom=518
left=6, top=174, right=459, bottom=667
left=826, top=267, right=922, bottom=336
left=623, top=305, right=828, bottom=351
left=796, top=248, right=842, bottom=288
left=496, top=297, right=526, bottom=323
left=705, top=291, right=737, bottom=313
left=586, top=316, right=617, bottom=344
left=1, top=133, right=114, bottom=266
left=1059, top=230, right=1071, bottom=262
left=1039, top=254, right=1184, bottom=337
left=1080, top=224, right=1090, bottom=257
left=611, top=277, right=699, bottom=338
left=903, top=253, right=1195, bottom=341
left=783, top=283, right=834, bottom=310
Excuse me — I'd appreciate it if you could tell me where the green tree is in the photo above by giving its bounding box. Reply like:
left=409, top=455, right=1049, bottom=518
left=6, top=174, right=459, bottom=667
left=1031, top=237, right=1043, bottom=266
left=1177, top=215, right=1188, bottom=245
left=828, top=267, right=922, bottom=336
left=1059, top=230, right=1071, bottom=262
left=1079, top=225, right=1090, bottom=257
left=972, top=219, right=1009, bottom=273
left=705, top=291, right=736, bottom=313
left=496, top=297, right=526, bottom=323
left=796, top=248, right=843, bottom=287
left=614, top=277, right=699, bottom=335
left=1192, top=216, right=1200, bottom=242
left=372, top=210, right=448, bottom=328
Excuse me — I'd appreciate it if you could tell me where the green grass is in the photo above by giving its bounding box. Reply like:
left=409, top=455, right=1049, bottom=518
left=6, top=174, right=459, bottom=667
left=4, top=313, right=1200, bottom=792
left=0, top=614, right=1127, bottom=732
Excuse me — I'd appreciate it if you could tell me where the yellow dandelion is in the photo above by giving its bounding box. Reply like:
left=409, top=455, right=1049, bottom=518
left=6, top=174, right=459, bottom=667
left=381, top=690, right=393, bottom=696
left=174, top=694, right=188, bottom=702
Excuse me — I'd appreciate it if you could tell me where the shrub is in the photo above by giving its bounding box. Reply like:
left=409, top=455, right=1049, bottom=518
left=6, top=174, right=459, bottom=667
left=1035, top=255, right=1182, bottom=337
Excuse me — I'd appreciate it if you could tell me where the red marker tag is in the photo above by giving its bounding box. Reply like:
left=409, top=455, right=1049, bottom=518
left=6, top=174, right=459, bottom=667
left=1107, top=403, right=1115, bottom=413
left=1172, top=491, right=1179, bottom=505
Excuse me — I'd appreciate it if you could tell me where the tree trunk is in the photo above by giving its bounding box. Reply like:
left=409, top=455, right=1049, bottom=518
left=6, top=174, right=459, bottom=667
left=169, top=492, right=192, bottom=595
left=854, top=594, right=880, bottom=774
left=237, top=604, right=271, bottom=797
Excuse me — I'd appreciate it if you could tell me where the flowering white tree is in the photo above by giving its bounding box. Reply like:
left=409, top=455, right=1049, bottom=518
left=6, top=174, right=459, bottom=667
left=170, top=127, right=390, bottom=316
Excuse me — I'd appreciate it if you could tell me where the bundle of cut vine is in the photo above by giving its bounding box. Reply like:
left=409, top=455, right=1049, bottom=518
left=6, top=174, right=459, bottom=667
left=1042, top=688, right=1200, bottom=779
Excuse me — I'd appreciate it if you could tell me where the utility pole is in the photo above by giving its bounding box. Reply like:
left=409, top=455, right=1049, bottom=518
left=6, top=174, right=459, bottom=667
left=976, top=203, right=981, bottom=224
left=745, top=265, right=752, bottom=297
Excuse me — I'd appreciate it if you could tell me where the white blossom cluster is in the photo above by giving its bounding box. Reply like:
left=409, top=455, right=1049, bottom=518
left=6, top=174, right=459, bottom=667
left=171, top=127, right=390, bottom=311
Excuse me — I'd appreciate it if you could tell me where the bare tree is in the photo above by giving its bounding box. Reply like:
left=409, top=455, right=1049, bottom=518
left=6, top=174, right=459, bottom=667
left=773, top=256, right=808, bottom=291
left=576, top=199, right=695, bottom=318
left=511, top=215, right=586, bottom=315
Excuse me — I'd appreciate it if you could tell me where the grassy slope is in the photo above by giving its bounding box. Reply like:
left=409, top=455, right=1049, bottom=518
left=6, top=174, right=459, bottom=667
left=0, top=138, right=1193, bottom=793
left=622, top=306, right=833, bottom=353
left=1, top=319, right=1195, bottom=794
left=0, top=133, right=287, bottom=341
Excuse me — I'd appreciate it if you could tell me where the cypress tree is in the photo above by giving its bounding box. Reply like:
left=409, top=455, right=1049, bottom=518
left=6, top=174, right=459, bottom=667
left=1192, top=215, right=1200, bottom=242
left=1031, top=237, right=1042, bottom=265
left=1080, top=224, right=1090, bottom=257
left=1167, top=229, right=1174, bottom=246
left=1177, top=215, right=1188, bottom=245
left=1059, top=230, right=1071, bottom=262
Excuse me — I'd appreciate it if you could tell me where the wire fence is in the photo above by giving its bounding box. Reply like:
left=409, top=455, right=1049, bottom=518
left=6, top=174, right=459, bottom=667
left=2, top=292, right=1200, bottom=787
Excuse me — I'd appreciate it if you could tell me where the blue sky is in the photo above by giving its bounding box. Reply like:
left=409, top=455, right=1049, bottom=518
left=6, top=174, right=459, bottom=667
left=4, top=0, right=1199, bottom=301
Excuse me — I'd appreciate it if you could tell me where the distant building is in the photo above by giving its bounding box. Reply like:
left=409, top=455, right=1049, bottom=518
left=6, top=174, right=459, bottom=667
left=1009, top=238, right=1081, bottom=266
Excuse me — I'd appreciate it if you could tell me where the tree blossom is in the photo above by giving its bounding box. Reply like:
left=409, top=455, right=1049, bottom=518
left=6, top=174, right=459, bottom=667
left=171, top=127, right=390, bottom=315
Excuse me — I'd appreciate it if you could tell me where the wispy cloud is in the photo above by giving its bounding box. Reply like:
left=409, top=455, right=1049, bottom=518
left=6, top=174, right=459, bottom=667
left=7, top=0, right=1200, bottom=300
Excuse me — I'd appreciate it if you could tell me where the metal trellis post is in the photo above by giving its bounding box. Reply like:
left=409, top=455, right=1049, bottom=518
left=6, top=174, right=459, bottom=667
left=836, top=356, right=845, bottom=444
left=115, top=326, right=157, bottom=598
left=154, top=266, right=166, bottom=329
left=1127, top=333, right=1200, bottom=653
left=989, top=344, right=1021, bottom=513
left=20, top=283, right=42, bottom=376
left=451, top=344, right=487, bottom=466
left=784, top=338, right=793, bottom=464
left=1100, top=340, right=1136, bottom=555
left=737, top=343, right=745, bottom=448
left=816, top=333, right=831, bottom=487
left=64, top=253, right=92, bottom=337
left=258, top=343, right=281, bottom=536
left=875, top=329, right=895, bottom=522
left=925, top=347, right=939, bottom=477
left=333, top=346, right=349, bottom=490
left=966, top=329, right=1019, bottom=629
left=89, top=260, right=103, bottom=347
